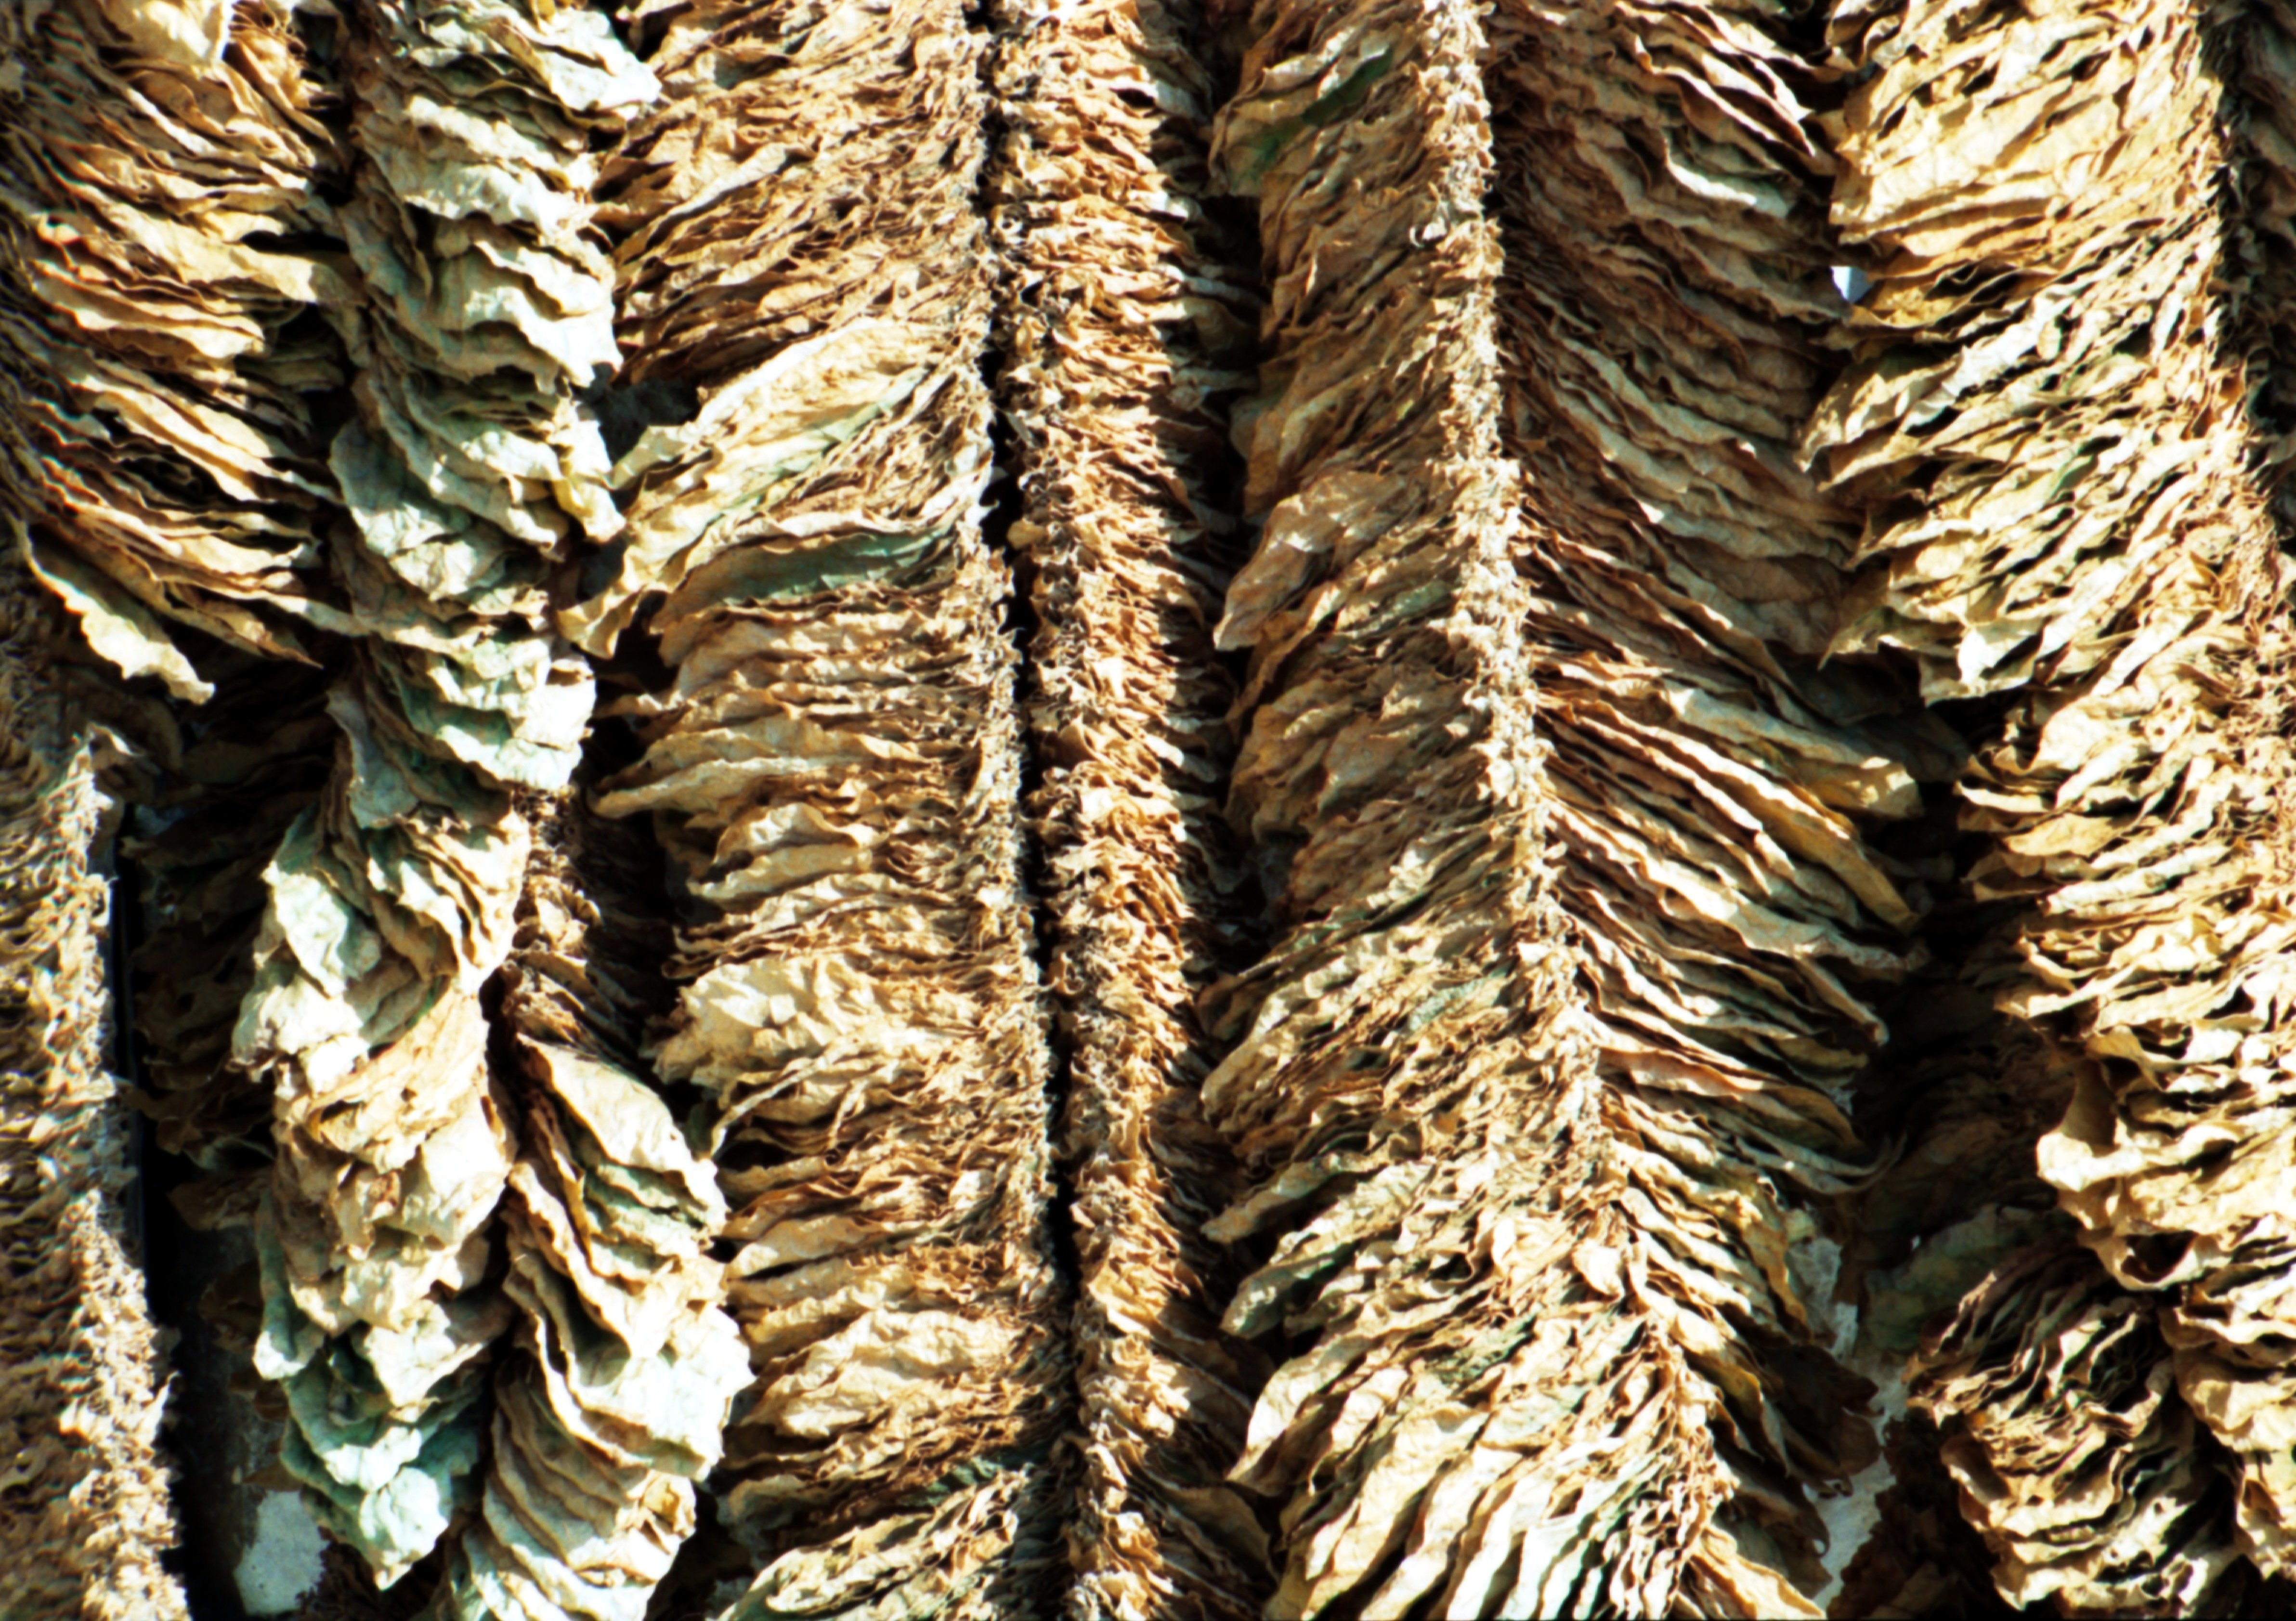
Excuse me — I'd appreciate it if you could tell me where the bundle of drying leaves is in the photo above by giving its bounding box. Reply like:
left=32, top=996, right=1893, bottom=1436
left=589, top=2, right=1070, bottom=1614
left=0, top=563, right=188, bottom=1619
left=986, top=0, right=1268, bottom=1615
left=12, top=0, right=2296, bottom=1616
left=1485, top=0, right=1935, bottom=1585
left=433, top=787, right=747, bottom=1619
left=1809, top=0, right=2296, bottom=1611
left=238, top=0, right=657, bottom=1589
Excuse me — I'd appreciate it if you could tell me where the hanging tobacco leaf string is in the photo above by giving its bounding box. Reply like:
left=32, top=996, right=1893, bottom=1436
left=1807, top=0, right=2291, bottom=1606
left=1189, top=0, right=1822, bottom=1612
left=236, top=0, right=655, bottom=1585
left=420, top=785, right=747, bottom=1619
left=0, top=0, right=345, bottom=696
left=0, top=3, right=348, bottom=1608
left=1482, top=1, right=1957, bottom=1599
left=584, top=1, right=1071, bottom=1611
left=986, top=0, right=1273, bottom=1613
left=0, top=561, right=193, bottom=1620
left=20, top=0, right=2296, bottom=1608
left=0, top=0, right=350, bottom=1210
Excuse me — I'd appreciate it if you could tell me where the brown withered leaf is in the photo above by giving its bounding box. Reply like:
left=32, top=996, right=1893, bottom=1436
left=1483, top=4, right=1944, bottom=1586
left=238, top=0, right=655, bottom=1586
left=425, top=791, right=746, bottom=1621
left=1910, top=1232, right=2245, bottom=1614
left=986, top=0, right=1269, bottom=1614
left=588, top=2, right=1070, bottom=1611
left=1809, top=0, right=2296, bottom=1600
left=0, top=0, right=345, bottom=687
left=1193, top=1, right=1806, bottom=1614
left=0, top=554, right=192, bottom=1617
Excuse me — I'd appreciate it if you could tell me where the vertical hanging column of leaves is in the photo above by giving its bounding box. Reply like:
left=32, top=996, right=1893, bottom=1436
left=985, top=1, right=1271, bottom=1614
left=1198, top=2, right=1819, bottom=1613
left=583, top=1, right=1070, bottom=1610
left=2224, top=0, right=2296, bottom=524
left=1805, top=0, right=2291, bottom=1606
left=0, top=0, right=343, bottom=699
left=237, top=0, right=656, bottom=1586
left=425, top=789, right=748, bottom=1619
left=0, top=2, right=343, bottom=1604
left=0, top=571, right=191, bottom=1618
left=1480, top=0, right=1946, bottom=1587
left=0, top=0, right=347, bottom=1204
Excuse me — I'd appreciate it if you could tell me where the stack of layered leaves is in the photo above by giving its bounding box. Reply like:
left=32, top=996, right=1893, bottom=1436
left=1484, top=0, right=1941, bottom=1590
left=17, top=0, right=2296, bottom=1615
left=587, top=0, right=1070, bottom=1612
left=0, top=0, right=340, bottom=696
left=430, top=788, right=747, bottom=1619
left=1810, top=0, right=2296, bottom=1610
left=0, top=561, right=190, bottom=1619
left=1194, top=1, right=1820, bottom=1613
left=988, top=0, right=1269, bottom=1614
left=240, top=0, right=656, bottom=1587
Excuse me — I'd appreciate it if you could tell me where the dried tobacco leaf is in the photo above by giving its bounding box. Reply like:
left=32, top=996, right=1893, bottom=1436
left=574, top=0, right=995, bottom=655
left=1908, top=1231, right=2247, bottom=1614
left=1196, top=2, right=1799, bottom=1614
left=1482, top=1, right=1944, bottom=1586
left=425, top=790, right=747, bottom=1621
left=1808, top=0, right=2296, bottom=1598
left=0, top=564, right=190, bottom=1617
left=0, top=0, right=346, bottom=690
left=2220, top=0, right=2296, bottom=527
left=238, top=0, right=656, bottom=1585
left=590, top=1, right=1070, bottom=1609
left=986, top=0, right=1271, bottom=1615
left=1808, top=0, right=2237, bottom=702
